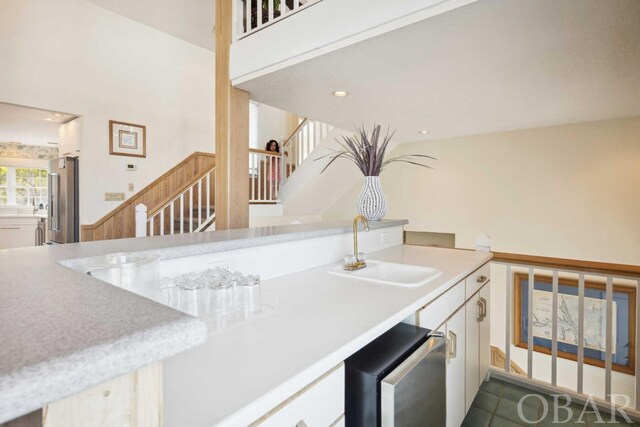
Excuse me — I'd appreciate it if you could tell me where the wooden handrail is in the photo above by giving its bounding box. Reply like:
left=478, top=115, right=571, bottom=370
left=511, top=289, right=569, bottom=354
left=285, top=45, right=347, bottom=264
left=249, top=148, right=281, bottom=156
left=491, top=251, right=640, bottom=277
left=282, top=117, right=308, bottom=148
left=83, top=152, right=215, bottom=230
left=147, top=162, right=216, bottom=218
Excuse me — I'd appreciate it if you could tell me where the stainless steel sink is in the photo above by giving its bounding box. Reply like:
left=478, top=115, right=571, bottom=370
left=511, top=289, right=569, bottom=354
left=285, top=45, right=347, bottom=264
left=328, top=260, right=442, bottom=287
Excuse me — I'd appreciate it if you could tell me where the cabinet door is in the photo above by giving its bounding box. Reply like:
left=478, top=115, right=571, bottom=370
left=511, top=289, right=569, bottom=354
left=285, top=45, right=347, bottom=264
left=465, top=294, right=481, bottom=413
left=478, top=283, right=491, bottom=383
left=446, top=307, right=466, bottom=427
left=0, top=225, right=35, bottom=249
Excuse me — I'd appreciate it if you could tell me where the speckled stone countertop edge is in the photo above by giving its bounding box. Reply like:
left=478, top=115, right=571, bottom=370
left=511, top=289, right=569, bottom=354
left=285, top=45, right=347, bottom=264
left=0, top=316, right=207, bottom=424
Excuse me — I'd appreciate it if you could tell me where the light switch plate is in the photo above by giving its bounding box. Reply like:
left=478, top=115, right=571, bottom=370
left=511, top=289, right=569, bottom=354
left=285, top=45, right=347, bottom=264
left=105, top=192, right=125, bottom=201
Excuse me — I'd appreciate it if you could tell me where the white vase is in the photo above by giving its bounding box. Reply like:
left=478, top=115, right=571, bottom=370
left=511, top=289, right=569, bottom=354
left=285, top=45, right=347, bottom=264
left=357, top=176, right=387, bottom=221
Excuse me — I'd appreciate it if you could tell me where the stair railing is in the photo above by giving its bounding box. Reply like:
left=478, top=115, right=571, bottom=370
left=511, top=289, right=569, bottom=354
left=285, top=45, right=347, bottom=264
left=135, top=164, right=216, bottom=237
left=237, top=0, right=324, bottom=40
left=280, top=118, right=333, bottom=186
left=490, top=250, right=640, bottom=413
left=249, top=148, right=281, bottom=203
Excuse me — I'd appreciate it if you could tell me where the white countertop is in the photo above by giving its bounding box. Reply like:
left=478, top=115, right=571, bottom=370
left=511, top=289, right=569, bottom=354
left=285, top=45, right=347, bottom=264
left=164, top=244, right=492, bottom=426
left=0, top=213, right=46, bottom=219
left=0, top=220, right=404, bottom=424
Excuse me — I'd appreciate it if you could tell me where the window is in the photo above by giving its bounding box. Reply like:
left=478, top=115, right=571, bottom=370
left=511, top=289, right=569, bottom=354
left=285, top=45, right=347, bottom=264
left=0, top=167, right=7, bottom=205
left=0, top=166, right=48, bottom=207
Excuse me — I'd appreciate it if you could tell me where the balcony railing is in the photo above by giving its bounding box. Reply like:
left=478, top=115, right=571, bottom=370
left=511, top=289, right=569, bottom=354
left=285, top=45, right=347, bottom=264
left=490, top=251, right=640, bottom=415
left=236, top=0, right=322, bottom=39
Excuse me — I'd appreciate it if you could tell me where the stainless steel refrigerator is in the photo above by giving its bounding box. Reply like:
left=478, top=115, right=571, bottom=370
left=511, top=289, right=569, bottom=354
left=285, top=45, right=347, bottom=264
left=48, top=157, right=79, bottom=243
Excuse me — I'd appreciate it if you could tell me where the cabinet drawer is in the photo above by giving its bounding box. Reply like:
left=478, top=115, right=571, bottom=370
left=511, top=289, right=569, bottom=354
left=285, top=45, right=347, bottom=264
left=255, top=364, right=344, bottom=427
left=465, top=263, right=490, bottom=299
left=417, top=281, right=465, bottom=330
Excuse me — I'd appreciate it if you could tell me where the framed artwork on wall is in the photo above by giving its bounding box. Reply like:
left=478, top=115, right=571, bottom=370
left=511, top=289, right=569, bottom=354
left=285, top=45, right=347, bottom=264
left=514, top=272, right=635, bottom=375
left=109, top=120, right=146, bottom=158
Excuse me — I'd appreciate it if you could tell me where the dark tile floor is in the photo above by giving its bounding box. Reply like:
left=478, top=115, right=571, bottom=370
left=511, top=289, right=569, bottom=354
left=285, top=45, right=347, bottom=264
left=461, top=378, right=638, bottom=427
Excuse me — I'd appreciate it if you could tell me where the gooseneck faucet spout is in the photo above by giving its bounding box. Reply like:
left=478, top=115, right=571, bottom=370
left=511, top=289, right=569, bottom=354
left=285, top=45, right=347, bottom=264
left=344, top=215, right=369, bottom=271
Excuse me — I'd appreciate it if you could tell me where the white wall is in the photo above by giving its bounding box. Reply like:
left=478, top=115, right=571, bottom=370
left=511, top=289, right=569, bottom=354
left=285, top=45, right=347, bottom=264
left=0, top=0, right=215, bottom=224
left=257, top=103, right=293, bottom=149
left=231, top=0, right=480, bottom=84
left=324, top=116, right=640, bottom=265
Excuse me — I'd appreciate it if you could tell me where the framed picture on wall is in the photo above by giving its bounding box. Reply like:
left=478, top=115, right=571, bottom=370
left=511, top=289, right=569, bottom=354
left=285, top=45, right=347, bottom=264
left=514, top=273, right=635, bottom=375
left=109, top=120, right=146, bottom=158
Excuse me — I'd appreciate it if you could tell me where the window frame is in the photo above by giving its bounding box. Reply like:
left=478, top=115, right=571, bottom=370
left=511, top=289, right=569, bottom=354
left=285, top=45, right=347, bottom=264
left=0, top=166, right=49, bottom=207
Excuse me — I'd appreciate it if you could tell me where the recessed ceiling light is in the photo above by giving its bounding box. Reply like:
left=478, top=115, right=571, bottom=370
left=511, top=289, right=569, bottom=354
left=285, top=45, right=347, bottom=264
left=47, top=142, right=59, bottom=145
left=418, top=130, right=430, bottom=134
left=45, top=118, right=54, bottom=122
left=332, top=91, right=348, bottom=97
left=53, top=113, right=64, bottom=117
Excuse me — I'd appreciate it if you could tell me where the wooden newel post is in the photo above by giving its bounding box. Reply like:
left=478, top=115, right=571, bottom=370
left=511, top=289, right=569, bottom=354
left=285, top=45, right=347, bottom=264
left=215, top=0, right=250, bottom=230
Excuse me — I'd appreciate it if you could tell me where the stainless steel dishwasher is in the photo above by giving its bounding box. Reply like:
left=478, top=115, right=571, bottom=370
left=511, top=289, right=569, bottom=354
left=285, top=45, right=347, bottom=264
left=345, top=322, right=446, bottom=427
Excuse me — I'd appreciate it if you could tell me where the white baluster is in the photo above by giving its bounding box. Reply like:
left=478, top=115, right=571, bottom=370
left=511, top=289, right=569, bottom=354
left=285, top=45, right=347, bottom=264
left=189, top=186, right=193, bottom=233
left=198, top=179, right=202, bottom=227
left=149, top=216, right=155, bottom=237
left=180, top=194, right=184, bottom=234
left=505, top=265, right=511, bottom=373
left=160, top=209, right=165, bottom=236
left=605, top=276, right=613, bottom=402
left=577, top=273, right=585, bottom=394
left=551, top=270, right=559, bottom=386
left=527, top=268, right=534, bottom=379
left=206, top=172, right=211, bottom=219
left=170, top=201, right=175, bottom=235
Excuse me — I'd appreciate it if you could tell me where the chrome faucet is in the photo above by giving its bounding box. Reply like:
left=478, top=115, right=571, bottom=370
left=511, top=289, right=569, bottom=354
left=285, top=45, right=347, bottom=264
left=344, top=215, right=370, bottom=271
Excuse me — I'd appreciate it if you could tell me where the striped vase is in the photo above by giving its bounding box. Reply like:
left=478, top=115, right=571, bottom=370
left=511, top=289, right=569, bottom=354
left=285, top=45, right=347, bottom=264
left=357, top=176, right=387, bottom=221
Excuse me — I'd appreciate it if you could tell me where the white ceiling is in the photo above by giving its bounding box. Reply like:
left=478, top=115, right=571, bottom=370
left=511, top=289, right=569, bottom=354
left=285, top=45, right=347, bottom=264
left=86, top=0, right=215, bottom=51
left=0, top=103, right=76, bottom=146
left=238, top=0, right=640, bottom=143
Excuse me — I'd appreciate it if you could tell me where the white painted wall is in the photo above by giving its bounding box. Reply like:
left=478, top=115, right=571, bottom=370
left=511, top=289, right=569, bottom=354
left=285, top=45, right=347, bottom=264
left=0, top=0, right=215, bottom=225
left=324, top=116, right=640, bottom=401
left=231, top=0, right=480, bottom=84
left=257, top=103, right=292, bottom=149
left=58, top=118, right=82, bottom=157
left=324, top=116, right=640, bottom=265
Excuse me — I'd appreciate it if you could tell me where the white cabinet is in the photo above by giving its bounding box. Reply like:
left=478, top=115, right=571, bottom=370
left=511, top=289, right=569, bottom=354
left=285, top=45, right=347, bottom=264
left=465, top=293, right=481, bottom=412
left=415, top=262, right=491, bottom=427
left=445, top=307, right=466, bottom=427
left=478, top=283, right=491, bottom=383
left=0, top=217, right=40, bottom=249
left=465, top=282, right=491, bottom=411
left=254, top=364, right=344, bottom=427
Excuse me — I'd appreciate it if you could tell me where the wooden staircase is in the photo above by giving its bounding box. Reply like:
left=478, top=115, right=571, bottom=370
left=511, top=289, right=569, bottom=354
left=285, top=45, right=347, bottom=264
left=81, top=152, right=215, bottom=242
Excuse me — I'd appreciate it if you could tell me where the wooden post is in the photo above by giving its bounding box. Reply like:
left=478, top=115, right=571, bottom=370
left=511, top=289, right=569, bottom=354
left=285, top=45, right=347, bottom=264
left=215, top=0, right=250, bottom=230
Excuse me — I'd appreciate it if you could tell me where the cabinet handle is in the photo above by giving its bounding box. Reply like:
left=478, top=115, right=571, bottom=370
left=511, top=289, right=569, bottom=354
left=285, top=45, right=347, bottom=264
left=448, top=330, right=457, bottom=359
left=476, top=299, right=484, bottom=322
left=476, top=275, right=487, bottom=283
left=296, top=420, right=308, bottom=427
left=479, top=297, right=488, bottom=321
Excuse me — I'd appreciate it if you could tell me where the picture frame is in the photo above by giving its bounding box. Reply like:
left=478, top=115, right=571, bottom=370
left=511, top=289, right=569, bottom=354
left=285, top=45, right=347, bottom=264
left=514, top=272, right=635, bottom=375
left=109, top=120, right=146, bottom=158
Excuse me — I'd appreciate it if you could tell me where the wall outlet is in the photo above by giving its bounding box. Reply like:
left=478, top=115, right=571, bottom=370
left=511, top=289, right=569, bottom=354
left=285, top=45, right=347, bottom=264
left=380, top=231, right=390, bottom=244
left=104, top=192, right=125, bottom=201
left=128, top=183, right=134, bottom=192
left=208, top=259, right=235, bottom=272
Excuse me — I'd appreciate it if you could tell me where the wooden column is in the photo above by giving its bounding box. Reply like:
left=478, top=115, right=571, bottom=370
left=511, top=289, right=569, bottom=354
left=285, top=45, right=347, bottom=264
left=215, top=0, right=250, bottom=230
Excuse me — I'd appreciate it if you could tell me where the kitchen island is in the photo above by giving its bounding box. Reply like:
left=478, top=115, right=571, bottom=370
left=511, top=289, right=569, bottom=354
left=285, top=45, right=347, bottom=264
left=0, top=220, right=491, bottom=426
